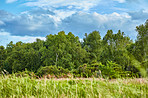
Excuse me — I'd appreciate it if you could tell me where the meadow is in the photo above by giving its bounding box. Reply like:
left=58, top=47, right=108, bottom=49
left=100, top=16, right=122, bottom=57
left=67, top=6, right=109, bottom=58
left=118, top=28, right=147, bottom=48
left=0, top=75, right=147, bottom=98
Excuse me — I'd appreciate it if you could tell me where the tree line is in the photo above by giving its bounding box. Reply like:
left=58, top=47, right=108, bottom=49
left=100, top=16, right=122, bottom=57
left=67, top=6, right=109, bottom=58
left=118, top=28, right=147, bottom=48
left=0, top=20, right=147, bottom=78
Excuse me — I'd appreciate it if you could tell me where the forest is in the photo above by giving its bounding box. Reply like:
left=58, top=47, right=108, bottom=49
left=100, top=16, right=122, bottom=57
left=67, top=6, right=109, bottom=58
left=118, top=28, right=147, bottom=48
left=0, top=20, right=148, bottom=79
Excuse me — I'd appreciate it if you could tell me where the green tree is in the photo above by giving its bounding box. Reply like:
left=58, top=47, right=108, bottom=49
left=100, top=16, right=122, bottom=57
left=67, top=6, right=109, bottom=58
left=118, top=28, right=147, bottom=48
left=130, top=20, right=148, bottom=77
left=0, top=46, right=6, bottom=71
left=43, top=31, right=86, bottom=70
left=83, top=31, right=102, bottom=62
left=101, top=30, right=133, bottom=74
left=135, top=20, right=148, bottom=62
left=4, top=41, right=27, bottom=73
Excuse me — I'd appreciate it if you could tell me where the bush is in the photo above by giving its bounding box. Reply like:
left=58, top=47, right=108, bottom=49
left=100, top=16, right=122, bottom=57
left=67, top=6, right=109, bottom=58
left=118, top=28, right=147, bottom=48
left=36, top=66, right=69, bottom=78
left=100, top=61, right=124, bottom=79
left=14, top=69, right=38, bottom=78
left=72, top=64, right=93, bottom=78
left=37, top=66, right=58, bottom=76
left=73, top=61, right=128, bottom=79
left=58, top=67, right=69, bottom=74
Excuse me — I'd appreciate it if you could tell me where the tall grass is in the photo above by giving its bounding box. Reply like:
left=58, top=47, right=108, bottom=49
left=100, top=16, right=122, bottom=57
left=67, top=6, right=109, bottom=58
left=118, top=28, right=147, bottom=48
left=0, top=75, right=147, bottom=98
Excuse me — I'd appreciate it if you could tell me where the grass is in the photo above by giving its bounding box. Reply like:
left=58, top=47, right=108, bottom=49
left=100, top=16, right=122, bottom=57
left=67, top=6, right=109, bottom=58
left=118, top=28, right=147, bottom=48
left=0, top=75, right=147, bottom=98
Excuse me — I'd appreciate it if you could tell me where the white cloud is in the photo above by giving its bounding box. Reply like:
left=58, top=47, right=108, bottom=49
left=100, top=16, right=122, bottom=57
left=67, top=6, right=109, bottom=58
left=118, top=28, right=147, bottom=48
left=53, top=10, right=76, bottom=19
left=0, top=8, right=146, bottom=46
left=6, top=0, right=17, bottom=3
left=128, top=10, right=148, bottom=20
left=0, top=10, right=14, bottom=21
left=0, top=8, right=59, bottom=36
left=0, top=8, right=75, bottom=37
left=0, top=30, right=9, bottom=36
left=60, top=11, right=142, bottom=39
left=0, top=20, right=5, bottom=25
left=24, top=0, right=100, bottom=11
left=113, top=0, right=126, bottom=3
left=0, top=31, right=45, bottom=47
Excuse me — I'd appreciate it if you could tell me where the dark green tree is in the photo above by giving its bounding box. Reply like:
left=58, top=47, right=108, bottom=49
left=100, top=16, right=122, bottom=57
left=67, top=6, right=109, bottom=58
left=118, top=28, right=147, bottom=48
left=43, top=31, right=86, bottom=70
left=0, top=46, right=7, bottom=71
left=83, top=31, right=102, bottom=62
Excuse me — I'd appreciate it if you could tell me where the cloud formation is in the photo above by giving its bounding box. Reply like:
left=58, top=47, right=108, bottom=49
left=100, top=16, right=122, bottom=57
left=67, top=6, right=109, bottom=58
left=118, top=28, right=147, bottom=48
left=0, top=9, right=59, bottom=36
left=61, top=12, right=141, bottom=38
left=113, top=0, right=126, bottom=3
left=0, top=0, right=148, bottom=46
left=0, top=30, right=45, bottom=47
left=24, top=0, right=100, bottom=11
left=128, top=10, right=148, bottom=20
left=6, top=0, right=17, bottom=3
left=0, top=8, right=146, bottom=40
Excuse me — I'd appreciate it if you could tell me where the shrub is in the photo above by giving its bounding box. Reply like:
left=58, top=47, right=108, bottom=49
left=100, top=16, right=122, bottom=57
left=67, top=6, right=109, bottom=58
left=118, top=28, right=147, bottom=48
left=14, top=69, right=38, bottom=78
left=36, top=66, right=70, bottom=78
left=72, top=64, right=93, bottom=78
left=73, top=61, right=129, bottom=79
left=37, top=66, right=58, bottom=77
left=58, top=67, right=69, bottom=74
left=100, top=61, right=124, bottom=79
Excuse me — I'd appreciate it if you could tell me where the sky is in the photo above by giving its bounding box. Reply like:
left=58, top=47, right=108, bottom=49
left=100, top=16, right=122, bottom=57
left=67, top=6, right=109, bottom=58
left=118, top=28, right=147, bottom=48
left=0, top=0, right=148, bottom=47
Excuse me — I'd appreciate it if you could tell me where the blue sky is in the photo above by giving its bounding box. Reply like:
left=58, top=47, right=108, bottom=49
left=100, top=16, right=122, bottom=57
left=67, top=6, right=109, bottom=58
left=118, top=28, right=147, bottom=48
left=0, top=0, right=148, bottom=46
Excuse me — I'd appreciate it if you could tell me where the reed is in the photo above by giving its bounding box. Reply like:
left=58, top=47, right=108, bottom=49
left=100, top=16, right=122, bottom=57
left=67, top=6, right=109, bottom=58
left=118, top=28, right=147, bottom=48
left=0, top=76, right=147, bottom=98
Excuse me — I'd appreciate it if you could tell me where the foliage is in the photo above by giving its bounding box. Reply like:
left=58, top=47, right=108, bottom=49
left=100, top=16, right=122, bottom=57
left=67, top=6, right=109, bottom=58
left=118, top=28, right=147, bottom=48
left=83, top=31, right=102, bottom=62
left=14, top=69, right=38, bottom=78
left=73, top=61, right=131, bottom=79
left=73, top=64, right=92, bottom=78
left=0, top=20, right=148, bottom=78
left=36, top=66, right=69, bottom=77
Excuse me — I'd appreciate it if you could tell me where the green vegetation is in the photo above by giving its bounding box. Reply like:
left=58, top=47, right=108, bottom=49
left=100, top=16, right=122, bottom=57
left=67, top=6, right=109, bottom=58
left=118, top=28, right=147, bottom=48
left=37, top=66, right=69, bottom=78
left=0, top=76, right=147, bottom=98
left=0, top=20, right=148, bottom=78
left=0, top=18, right=147, bottom=98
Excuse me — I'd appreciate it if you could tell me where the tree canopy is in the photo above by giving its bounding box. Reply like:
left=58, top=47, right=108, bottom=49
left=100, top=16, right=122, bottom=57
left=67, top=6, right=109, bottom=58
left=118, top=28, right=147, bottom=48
left=0, top=20, right=148, bottom=78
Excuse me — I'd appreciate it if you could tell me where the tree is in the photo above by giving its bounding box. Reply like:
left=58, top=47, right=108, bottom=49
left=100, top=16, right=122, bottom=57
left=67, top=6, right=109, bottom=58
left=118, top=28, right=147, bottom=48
left=101, top=30, right=134, bottom=75
left=101, top=30, right=114, bottom=64
left=133, top=20, right=148, bottom=77
left=0, top=46, right=6, bottom=71
left=135, top=19, right=148, bottom=62
left=83, top=31, right=102, bottom=62
left=43, top=31, right=86, bottom=70
left=3, top=42, right=27, bottom=73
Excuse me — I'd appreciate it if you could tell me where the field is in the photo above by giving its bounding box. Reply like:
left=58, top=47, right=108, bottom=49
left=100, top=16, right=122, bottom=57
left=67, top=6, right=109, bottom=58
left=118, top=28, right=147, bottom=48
left=0, top=76, right=147, bottom=98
